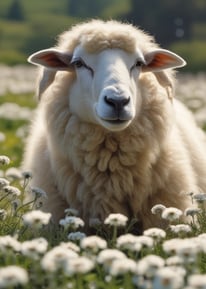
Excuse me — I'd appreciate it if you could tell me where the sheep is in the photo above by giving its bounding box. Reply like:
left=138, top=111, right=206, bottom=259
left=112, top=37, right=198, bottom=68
left=23, top=19, right=206, bottom=230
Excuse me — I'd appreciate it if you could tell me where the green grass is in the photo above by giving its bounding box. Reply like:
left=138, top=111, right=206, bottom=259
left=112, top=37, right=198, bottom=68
left=0, top=92, right=36, bottom=108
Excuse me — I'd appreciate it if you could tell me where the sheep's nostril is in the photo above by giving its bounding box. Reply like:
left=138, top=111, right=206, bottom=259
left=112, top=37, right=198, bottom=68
left=104, top=95, right=130, bottom=110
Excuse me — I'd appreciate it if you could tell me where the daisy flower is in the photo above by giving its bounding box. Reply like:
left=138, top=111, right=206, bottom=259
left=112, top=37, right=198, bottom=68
left=3, top=185, right=21, bottom=197
left=151, top=204, right=166, bottom=215
left=161, top=207, right=183, bottom=222
left=104, top=213, right=128, bottom=227
left=67, top=232, right=86, bottom=242
left=116, top=233, right=142, bottom=252
left=153, top=266, right=184, bottom=289
left=0, top=235, right=21, bottom=253
left=0, top=266, right=28, bottom=288
left=22, top=210, right=51, bottom=228
left=59, top=216, right=85, bottom=230
left=21, top=237, right=48, bottom=260
left=109, top=258, right=137, bottom=276
left=0, top=155, right=10, bottom=165
left=97, top=249, right=127, bottom=270
left=41, top=246, right=78, bottom=272
left=0, top=178, right=10, bottom=189
left=188, top=274, right=206, bottom=289
left=65, top=256, right=94, bottom=275
left=143, top=227, right=166, bottom=241
left=136, top=255, right=164, bottom=278
left=170, top=224, right=192, bottom=235
left=81, top=236, right=107, bottom=253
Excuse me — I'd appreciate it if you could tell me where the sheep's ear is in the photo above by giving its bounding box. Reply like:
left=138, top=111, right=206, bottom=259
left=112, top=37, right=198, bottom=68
left=143, top=49, right=186, bottom=72
left=36, top=68, right=57, bottom=99
left=28, top=48, right=73, bottom=71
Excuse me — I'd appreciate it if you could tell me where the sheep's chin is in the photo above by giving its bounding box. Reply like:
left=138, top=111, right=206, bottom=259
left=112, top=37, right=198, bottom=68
left=97, top=118, right=132, bottom=132
left=94, top=105, right=132, bottom=131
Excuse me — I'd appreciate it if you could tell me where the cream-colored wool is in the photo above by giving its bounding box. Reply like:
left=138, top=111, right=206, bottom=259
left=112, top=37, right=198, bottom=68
left=23, top=20, right=206, bottom=230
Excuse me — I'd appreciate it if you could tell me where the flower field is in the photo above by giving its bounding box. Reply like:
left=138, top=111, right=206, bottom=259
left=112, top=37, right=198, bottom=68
left=0, top=65, right=206, bottom=288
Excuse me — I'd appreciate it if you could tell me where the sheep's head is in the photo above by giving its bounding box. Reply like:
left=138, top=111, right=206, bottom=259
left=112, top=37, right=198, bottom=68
left=28, top=20, right=186, bottom=132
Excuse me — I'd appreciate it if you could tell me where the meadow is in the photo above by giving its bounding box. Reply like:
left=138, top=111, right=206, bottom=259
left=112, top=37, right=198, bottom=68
left=1, top=66, right=206, bottom=288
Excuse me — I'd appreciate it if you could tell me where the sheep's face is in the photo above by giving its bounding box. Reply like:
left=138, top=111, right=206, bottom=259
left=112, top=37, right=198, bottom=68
left=68, top=46, right=143, bottom=131
left=28, top=37, right=185, bottom=131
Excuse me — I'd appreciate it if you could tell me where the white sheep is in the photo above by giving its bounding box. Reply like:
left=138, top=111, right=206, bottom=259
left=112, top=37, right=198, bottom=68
left=23, top=19, right=206, bottom=230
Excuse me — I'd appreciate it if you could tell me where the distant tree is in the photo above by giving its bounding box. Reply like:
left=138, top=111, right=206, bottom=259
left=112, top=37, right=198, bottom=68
left=67, top=0, right=111, bottom=18
left=124, top=0, right=196, bottom=46
left=7, top=0, right=25, bottom=21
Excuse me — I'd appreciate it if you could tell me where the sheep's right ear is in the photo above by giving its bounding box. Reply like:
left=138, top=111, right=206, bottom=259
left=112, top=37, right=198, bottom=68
left=28, top=48, right=73, bottom=71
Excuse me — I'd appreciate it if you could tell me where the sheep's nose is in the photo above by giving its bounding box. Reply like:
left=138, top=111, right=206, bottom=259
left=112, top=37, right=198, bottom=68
left=104, top=95, right=130, bottom=111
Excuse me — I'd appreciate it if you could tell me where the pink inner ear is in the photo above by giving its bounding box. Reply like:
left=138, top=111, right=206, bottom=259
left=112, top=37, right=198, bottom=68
left=40, top=52, right=68, bottom=68
left=148, top=53, right=175, bottom=68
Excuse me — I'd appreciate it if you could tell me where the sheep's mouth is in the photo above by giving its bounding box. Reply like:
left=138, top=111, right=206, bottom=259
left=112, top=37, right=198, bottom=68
left=104, top=119, right=128, bottom=124
left=98, top=117, right=132, bottom=131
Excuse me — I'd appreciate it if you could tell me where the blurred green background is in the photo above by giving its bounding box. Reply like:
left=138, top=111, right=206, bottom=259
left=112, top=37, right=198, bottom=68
left=0, top=0, right=206, bottom=72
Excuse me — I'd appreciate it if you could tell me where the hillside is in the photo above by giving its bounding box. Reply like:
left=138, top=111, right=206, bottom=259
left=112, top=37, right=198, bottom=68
left=0, top=0, right=206, bottom=71
left=0, top=0, right=129, bottom=64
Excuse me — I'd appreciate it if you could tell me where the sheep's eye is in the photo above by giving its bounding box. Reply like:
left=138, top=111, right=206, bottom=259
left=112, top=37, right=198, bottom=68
left=72, top=59, right=84, bottom=68
left=135, top=60, right=144, bottom=67
left=131, top=59, right=145, bottom=71
left=71, top=57, right=94, bottom=76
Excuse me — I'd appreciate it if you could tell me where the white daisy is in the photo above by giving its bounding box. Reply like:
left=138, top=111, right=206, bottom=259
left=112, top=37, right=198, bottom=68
left=0, top=266, right=28, bottom=288
left=116, top=233, right=142, bottom=252
left=22, top=210, right=51, bottom=228
left=81, top=236, right=107, bottom=253
left=161, top=207, right=183, bottom=222
left=104, top=213, right=128, bottom=227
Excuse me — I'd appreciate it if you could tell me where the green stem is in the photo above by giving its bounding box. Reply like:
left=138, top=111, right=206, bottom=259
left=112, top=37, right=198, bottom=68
left=0, top=192, right=10, bottom=202
left=123, top=273, right=132, bottom=289
left=75, top=274, right=83, bottom=289
left=112, top=225, right=117, bottom=246
left=15, top=197, right=37, bottom=215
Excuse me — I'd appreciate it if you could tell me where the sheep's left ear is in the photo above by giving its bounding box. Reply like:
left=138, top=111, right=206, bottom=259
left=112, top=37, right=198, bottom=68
left=143, top=49, right=186, bottom=72
left=28, top=48, right=73, bottom=71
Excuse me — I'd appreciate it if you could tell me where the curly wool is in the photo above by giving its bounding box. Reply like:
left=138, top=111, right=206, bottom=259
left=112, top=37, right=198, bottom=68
left=58, top=19, right=156, bottom=54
